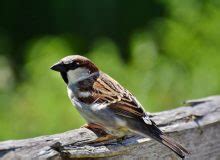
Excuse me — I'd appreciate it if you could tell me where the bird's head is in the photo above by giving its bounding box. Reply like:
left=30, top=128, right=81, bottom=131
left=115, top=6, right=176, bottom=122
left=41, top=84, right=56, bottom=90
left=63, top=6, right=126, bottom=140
left=50, top=55, right=99, bottom=84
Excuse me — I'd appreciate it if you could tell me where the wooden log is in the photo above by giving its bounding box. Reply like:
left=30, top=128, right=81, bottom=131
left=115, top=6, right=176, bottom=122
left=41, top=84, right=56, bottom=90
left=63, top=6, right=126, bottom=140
left=0, top=95, right=220, bottom=160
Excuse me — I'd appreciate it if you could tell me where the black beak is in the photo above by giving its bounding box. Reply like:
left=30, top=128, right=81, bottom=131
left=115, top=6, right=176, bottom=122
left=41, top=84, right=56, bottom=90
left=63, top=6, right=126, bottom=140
left=50, top=61, right=66, bottom=72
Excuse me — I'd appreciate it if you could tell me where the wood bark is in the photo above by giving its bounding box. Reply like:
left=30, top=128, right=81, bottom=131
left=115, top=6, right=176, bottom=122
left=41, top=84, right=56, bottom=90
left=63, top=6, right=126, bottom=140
left=0, top=96, right=220, bottom=160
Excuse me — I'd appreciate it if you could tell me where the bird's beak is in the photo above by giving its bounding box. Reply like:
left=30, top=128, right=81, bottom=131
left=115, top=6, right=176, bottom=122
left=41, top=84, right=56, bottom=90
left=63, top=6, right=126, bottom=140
left=50, top=61, right=66, bottom=72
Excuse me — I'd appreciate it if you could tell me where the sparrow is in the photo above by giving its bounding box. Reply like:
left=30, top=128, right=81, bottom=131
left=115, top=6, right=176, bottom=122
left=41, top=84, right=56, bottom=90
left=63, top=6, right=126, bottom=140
left=50, top=55, right=189, bottom=159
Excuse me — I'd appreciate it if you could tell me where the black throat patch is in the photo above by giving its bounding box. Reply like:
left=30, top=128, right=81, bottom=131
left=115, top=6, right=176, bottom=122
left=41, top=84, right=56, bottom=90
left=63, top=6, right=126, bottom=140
left=60, top=72, right=68, bottom=84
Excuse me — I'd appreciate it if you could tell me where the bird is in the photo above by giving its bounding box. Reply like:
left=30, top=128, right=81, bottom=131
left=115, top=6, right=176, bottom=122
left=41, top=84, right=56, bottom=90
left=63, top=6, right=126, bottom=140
left=50, top=55, right=189, bottom=159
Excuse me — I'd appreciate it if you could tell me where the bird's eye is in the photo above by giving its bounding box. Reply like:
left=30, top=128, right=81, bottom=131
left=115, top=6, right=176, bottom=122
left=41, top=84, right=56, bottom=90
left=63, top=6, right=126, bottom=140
left=76, top=62, right=80, bottom=65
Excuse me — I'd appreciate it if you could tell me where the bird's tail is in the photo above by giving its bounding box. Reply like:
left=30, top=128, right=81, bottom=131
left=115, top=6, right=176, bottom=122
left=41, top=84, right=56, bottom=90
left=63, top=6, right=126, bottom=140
left=143, top=122, right=190, bottom=159
left=157, top=134, right=189, bottom=159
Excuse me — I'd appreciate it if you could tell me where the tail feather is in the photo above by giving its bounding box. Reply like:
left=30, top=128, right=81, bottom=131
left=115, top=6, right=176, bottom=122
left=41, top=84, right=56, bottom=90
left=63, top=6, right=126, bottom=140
left=159, top=134, right=190, bottom=159
left=160, top=134, right=190, bottom=155
left=144, top=123, right=190, bottom=159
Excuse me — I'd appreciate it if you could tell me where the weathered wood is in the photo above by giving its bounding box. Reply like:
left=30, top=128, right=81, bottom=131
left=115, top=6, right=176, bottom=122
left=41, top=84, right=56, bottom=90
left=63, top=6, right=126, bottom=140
left=0, top=95, right=220, bottom=160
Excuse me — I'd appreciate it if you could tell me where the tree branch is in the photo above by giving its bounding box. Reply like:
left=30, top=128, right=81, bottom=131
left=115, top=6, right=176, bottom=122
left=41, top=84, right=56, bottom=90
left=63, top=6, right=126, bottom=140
left=1, top=96, right=220, bottom=160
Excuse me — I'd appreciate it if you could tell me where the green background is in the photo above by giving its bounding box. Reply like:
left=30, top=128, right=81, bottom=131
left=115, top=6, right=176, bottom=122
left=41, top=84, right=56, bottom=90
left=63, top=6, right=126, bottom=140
left=0, top=0, right=220, bottom=140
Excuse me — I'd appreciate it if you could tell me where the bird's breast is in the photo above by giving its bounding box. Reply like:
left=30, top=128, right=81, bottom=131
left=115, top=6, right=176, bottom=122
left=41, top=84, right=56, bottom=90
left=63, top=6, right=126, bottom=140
left=67, top=86, right=103, bottom=122
left=66, top=85, right=130, bottom=137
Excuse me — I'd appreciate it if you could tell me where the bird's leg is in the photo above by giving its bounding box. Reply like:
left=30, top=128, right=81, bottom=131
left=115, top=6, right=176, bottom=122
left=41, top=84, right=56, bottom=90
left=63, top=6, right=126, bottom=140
left=82, top=123, right=108, bottom=136
left=82, top=123, right=117, bottom=145
left=89, top=134, right=117, bottom=145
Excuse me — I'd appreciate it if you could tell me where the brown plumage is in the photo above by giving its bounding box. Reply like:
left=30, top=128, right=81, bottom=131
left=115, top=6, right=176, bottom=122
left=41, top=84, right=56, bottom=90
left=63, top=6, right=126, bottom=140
left=77, top=72, right=190, bottom=158
left=51, top=55, right=190, bottom=159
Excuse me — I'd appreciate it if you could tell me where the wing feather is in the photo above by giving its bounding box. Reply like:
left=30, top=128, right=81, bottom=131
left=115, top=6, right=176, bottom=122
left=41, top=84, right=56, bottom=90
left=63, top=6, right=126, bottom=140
left=92, top=72, right=149, bottom=121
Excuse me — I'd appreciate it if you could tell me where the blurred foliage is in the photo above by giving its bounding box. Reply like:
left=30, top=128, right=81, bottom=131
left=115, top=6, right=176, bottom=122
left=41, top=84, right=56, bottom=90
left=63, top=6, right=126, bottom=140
left=0, top=0, right=220, bottom=140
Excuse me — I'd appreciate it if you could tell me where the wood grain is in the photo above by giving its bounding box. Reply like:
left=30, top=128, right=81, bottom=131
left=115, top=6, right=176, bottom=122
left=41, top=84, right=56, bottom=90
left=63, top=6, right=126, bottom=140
left=0, top=95, right=220, bottom=160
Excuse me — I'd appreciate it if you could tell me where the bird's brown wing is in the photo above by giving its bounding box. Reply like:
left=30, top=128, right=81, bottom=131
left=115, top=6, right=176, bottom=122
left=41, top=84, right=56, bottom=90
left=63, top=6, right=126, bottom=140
left=92, top=73, right=152, bottom=123
left=93, top=73, right=190, bottom=158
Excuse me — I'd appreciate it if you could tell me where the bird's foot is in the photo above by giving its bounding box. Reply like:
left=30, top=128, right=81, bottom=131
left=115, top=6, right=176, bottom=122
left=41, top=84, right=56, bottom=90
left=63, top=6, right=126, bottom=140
left=87, top=134, right=118, bottom=146
left=81, top=123, right=117, bottom=146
